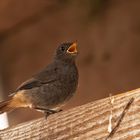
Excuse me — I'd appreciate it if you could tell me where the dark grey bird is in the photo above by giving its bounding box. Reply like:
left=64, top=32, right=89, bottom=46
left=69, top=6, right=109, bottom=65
left=0, top=42, right=78, bottom=118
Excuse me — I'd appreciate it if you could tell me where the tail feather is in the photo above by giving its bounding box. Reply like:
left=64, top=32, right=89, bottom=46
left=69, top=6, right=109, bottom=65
left=0, top=96, right=14, bottom=114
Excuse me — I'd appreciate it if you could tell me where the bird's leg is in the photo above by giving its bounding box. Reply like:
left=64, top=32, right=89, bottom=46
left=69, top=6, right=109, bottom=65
left=44, top=109, right=63, bottom=119
left=44, top=111, right=53, bottom=119
left=47, top=109, right=63, bottom=113
left=34, top=107, right=62, bottom=119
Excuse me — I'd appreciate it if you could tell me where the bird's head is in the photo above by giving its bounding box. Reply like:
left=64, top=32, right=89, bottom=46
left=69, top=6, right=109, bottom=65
left=55, top=42, right=78, bottom=62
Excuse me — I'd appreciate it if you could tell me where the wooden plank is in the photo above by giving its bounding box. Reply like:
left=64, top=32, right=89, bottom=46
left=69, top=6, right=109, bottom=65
left=0, top=88, right=140, bottom=140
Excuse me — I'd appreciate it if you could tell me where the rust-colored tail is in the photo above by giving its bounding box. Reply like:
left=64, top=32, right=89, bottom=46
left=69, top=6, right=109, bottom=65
left=0, top=96, right=14, bottom=114
left=0, top=92, right=32, bottom=114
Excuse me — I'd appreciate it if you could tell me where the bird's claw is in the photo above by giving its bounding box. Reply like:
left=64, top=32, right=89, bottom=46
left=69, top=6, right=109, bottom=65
left=45, top=109, right=63, bottom=119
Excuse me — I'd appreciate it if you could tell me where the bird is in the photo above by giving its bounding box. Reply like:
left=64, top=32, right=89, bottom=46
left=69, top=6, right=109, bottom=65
left=0, top=42, right=78, bottom=118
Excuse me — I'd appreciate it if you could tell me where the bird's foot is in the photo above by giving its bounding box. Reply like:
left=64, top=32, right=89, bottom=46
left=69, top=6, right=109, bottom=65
left=44, top=109, right=63, bottom=119
left=46, top=109, right=62, bottom=113
left=34, top=107, right=62, bottom=119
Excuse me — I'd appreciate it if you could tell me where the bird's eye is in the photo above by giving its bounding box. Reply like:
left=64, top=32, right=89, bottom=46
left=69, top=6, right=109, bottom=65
left=61, top=46, right=65, bottom=51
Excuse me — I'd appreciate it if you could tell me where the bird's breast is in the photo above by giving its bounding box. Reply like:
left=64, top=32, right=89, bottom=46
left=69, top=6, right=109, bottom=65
left=59, top=66, right=78, bottom=94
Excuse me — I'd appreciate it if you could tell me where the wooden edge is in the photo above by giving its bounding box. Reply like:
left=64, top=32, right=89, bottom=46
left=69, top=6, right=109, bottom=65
left=1, top=88, right=140, bottom=140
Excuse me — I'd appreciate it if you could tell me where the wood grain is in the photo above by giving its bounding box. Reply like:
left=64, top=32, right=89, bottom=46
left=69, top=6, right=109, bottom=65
left=1, top=88, right=140, bottom=140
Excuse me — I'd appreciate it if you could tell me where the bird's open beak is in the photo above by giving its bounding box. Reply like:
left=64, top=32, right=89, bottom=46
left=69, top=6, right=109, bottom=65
left=67, top=42, right=78, bottom=54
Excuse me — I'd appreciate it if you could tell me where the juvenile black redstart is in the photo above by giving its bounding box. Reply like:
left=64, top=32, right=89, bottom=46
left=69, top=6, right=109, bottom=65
left=0, top=42, right=78, bottom=118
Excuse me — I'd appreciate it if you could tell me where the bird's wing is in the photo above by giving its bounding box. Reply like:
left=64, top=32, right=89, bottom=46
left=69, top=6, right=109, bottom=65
left=16, top=78, right=42, bottom=91
left=16, top=64, right=59, bottom=91
left=16, top=78, right=57, bottom=91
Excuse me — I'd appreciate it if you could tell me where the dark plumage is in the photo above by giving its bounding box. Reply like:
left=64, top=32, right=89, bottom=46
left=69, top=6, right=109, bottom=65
left=0, top=42, right=78, bottom=118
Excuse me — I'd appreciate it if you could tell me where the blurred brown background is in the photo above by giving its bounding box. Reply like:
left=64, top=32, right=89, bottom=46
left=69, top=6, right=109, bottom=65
left=0, top=0, right=140, bottom=126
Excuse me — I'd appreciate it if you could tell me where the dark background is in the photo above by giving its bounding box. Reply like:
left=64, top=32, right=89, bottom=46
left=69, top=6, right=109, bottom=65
left=0, top=0, right=140, bottom=126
